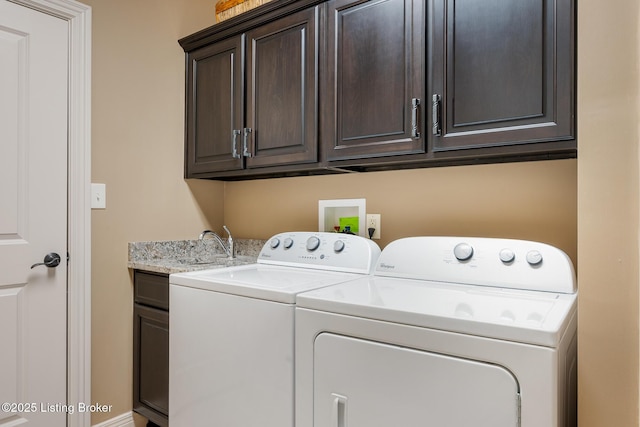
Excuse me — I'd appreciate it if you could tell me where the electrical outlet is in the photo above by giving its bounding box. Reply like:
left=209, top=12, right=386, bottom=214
left=366, top=214, right=381, bottom=239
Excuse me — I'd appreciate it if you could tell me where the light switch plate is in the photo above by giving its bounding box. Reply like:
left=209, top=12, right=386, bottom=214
left=91, top=183, right=106, bottom=209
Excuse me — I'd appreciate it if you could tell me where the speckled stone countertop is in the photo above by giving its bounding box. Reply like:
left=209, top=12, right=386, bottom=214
left=128, top=238, right=266, bottom=274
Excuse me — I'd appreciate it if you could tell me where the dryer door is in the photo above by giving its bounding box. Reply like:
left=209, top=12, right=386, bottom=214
left=313, top=333, right=519, bottom=427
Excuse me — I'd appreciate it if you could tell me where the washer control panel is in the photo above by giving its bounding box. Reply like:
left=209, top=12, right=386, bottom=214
left=376, top=237, right=576, bottom=294
left=258, top=232, right=381, bottom=274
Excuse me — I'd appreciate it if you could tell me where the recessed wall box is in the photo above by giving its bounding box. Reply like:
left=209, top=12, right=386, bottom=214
left=319, top=198, right=366, bottom=237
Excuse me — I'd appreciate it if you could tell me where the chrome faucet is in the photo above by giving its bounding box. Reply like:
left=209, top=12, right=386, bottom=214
left=199, top=225, right=235, bottom=259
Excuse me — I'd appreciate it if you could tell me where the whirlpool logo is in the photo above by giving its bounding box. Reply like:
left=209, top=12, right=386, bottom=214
left=379, top=263, right=395, bottom=270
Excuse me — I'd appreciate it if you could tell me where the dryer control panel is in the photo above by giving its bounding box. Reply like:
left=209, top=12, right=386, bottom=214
left=258, top=232, right=381, bottom=274
left=375, top=237, right=576, bottom=294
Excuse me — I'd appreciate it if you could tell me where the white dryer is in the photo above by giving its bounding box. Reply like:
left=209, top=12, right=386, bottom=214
left=296, top=236, right=577, bottom=427
left=169, top=232, right=380, bottom=427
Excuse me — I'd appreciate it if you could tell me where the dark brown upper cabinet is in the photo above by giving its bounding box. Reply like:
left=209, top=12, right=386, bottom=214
left=183, top=6, right=320, bottom=178
left=180, top=0, right=575, bottom=179
left=429, top=0, right=575, bottom=153
left=185, top=36, right=245, bottom=175
left=323, top=0, right=426, bottom=161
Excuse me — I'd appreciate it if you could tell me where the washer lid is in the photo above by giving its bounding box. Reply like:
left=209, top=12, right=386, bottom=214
left=170, top=264, right=363, bottom=304
left=296, top=276, right=577, bottom=347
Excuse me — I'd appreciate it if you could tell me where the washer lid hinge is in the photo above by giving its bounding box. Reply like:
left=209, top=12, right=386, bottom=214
left=516, top=392, right=521, bottom=426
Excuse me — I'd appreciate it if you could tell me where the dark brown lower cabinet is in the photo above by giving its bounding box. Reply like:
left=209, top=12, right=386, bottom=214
left=133, top=271, right=169, bottom=427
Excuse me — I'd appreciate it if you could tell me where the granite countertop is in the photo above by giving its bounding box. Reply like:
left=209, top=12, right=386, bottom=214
left=128, top=238, right=266, bottom=274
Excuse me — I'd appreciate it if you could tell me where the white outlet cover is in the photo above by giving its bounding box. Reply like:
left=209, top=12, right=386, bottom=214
left=366, top=213, right=381, bottom=239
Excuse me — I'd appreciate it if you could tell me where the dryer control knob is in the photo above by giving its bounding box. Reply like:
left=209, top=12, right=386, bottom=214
left=453, top=243, right=474, bottom=261
left=306, top=236, right=321, bottom=252
left=284, top=238, right=294, bottom=249
left=526, top=250, right=543, bottom=266
left=499, top=248, right=516, bottom=263
left=270, top=238, right=280, bottom=249
left=334, top=240, right=346, bottom=253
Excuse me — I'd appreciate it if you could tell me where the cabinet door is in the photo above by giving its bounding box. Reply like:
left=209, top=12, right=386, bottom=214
left=133, top=304, right=169, bottom=427
left=431, top=0, right=575, bottom=152
left=185, top=35, right=244, bottom=175
left=244, top=6, right=319, bottom=168
left=324, top=0, right=425, bottom=161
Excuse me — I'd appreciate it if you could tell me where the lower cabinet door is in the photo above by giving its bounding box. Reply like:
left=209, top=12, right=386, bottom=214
left=134, top=303, right=169, bottom=426
left=313, top=333, right=519, bottom=427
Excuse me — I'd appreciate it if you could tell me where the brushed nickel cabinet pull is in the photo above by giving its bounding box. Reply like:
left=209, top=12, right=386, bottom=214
left=231, top=129, right=241, bottom=159
left=432, top=94, right=441, bottom=136
left=411, top=98, right=421, bottom=138
left=243, top=128, right=252, bottom=157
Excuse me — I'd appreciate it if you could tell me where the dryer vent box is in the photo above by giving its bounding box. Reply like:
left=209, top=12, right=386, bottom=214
left=319, top=198, right=366, bottom=237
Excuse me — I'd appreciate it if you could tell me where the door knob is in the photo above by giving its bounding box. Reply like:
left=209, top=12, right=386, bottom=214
left=31, top=252, right=61, bottom=269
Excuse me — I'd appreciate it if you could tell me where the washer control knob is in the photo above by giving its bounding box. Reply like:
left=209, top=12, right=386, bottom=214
left=453, top=243, right=474, bottom=261
left=334, top=240, right=346, bottom=253
left=499, top=248, right=516, bottom=263
left=270, top=238, right=280, bottom=249
left=306, top=236, right=321, bottom=252
left=284, top=238, right=294, bottom=249
left=526, top=250, right=543, bottom=266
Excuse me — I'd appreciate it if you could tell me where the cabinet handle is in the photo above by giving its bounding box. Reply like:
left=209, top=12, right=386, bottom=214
left=243, top=128, right=252, bottom=157
left=231, top=129, right=241, bottom=159
left=432, top=94, right=442, bottom=136
left=331, top=393, right=347, bottom=427
left=411, top=98, right=421, bottom=139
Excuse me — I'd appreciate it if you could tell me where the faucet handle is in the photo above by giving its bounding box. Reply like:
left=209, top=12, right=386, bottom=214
left=222, top=225, right=235, bottom=259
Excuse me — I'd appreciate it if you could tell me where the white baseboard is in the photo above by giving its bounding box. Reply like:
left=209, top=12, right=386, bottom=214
left=92, top=411, right=135, bottom=427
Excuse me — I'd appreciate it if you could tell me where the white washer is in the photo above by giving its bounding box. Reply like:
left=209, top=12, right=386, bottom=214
left=169, top=232, right=380, bottom=427
left=296, top=236, right=577, bottom=427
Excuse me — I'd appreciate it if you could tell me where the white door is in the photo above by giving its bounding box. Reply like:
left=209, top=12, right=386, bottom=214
left=314, top=333, right=520, bottom=427
left=0, top=1, right=68, bottom=426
